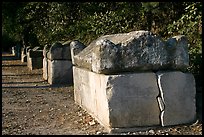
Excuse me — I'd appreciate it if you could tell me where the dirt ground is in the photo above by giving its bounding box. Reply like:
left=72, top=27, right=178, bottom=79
left=2, top=53, right=202, bottom=135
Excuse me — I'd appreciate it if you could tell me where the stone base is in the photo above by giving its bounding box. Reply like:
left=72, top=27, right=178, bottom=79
left=47, top=60, right=73, bottom=85
left=43, top=58, right=48, bottom=80
left=73, top=66, right=196, bottom=132
left=27, top=57, right=43, bottom=70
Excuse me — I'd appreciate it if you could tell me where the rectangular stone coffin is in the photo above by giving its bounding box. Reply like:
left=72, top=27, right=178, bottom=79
left=47, top=60, right=73, bottom=85
left=27, top=50, right=43, bottom=70
left=73, top=66, right=161, bottom=131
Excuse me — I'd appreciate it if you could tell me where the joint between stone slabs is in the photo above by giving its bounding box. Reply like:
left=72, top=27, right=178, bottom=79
left=156, top=73, right=166, bottom=127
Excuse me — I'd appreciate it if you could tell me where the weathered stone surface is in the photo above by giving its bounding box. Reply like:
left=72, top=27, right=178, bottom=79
left=47, top=42, right=72, bottom=60
left=166, top=35, right=189, bottom=69
left=71, top=31, right=189, bottom=74
left=21, top=47, right=27, bottom=62
left=27, top=47, right=43, bottom=70
left=47, top=42, right=63, bottom=60
left=70, top=40, right=86, bottom=64
left=73, top=66, right=160, bottom=129
left=43, top=41, right=73, bottom=84
left=47, top=60, right=73, bottom=85
left=62, top=40, right=72, bottom=60
left=27, top=57, right=43, bottom=70
left=28, top=50, right=43, bottom=57
left=43, top=58, right=48, bottom=80
left=43, top=44, right=51, bottom=57
left=73, top=66, right=197, bottom=132
left=43, top=45, right=51, bottom=80
left=156, top=71, right=196, bottom=126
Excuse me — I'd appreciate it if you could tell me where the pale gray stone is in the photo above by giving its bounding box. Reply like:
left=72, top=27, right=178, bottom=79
left=47, top=60, right=73, bottom=85
left=156, top=71, right=196, bottom=126
left=43, top=45, right=51, bottom=80
left=44, top=41, right=73, bottom=85
left=70, top=40, right=86, bottom=64
left=62, top=40, right=72, bottom=60
left=27, top=48, right=43, bottom=70
left=28, top=50, right=43, bottom=57
left=47, top=42, right=72, bottom=60
left=27, top=57, right=43, bottom=70
left=47, top=42, right=63, bottom=60
left=166, top=35, right=189, bottom=70
left=21, top=47, right=27, bottom=62
left=71, top=31, right=189, bottom=74
left=73, top=66, right=160, bottom=129
left=43, top=44, right=51, bottom=57
left=43, top=58, right=48, bottom=80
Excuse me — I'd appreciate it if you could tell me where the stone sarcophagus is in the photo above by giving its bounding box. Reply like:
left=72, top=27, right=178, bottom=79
left=71, top=30, right=196, bottom=133
left=21, top=47, right=27, bottom=62
left=43, top=41, right=73, bottom=85
left=27, top=47, right=43, bottom=70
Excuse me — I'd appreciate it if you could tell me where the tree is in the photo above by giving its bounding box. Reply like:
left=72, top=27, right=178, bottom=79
left=167, top=2, right=202, bottom=75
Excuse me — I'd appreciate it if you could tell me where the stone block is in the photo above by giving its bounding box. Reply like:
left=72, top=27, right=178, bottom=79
left=26, top=48, right=43, bottom=70
left=73, top=66, right=197, bottom=132
left=43, top=58, right=48, bottom=80
left=71, top=31, right=189, bottom=74
left=21, top=48, right=27, bottom=62
left=70, top=40, right=86, bottom=64
left=73, top=66, right=161, bottom=130
left=43, top=44, right=51, bottom=57
left=29, top=50, right=43, bottom=57
left=166, top=36, right=189, bottom=69
left=27, top=57, right=43, bottom=70
left=42, top=45, right=51, bottom=80
left=156, top=71, right=196, bottom=126
left=62, top=40, right=72, bottom=60
left=47, top=60, right=73, bottom=85
left=47, top=42, right=72, bottom=60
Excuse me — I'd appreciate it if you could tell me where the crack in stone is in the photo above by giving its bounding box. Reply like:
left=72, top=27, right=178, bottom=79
left=156, top=73, right=165, bottom=126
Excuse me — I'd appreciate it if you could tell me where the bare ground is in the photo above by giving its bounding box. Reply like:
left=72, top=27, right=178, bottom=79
left=2, top=53, right=202, bottom=135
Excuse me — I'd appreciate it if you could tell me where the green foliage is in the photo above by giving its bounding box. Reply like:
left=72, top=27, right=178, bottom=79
left=167, top=2, right=202, bottom=75
left=2, top=32, right=16, bottom=51
left=2, top=2, right=25, bottom=42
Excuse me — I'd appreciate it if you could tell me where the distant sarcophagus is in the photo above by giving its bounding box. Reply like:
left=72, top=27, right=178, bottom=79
left=43, top=41, right=73, bottom=85
left=27, top=47, right=43, bottom=70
